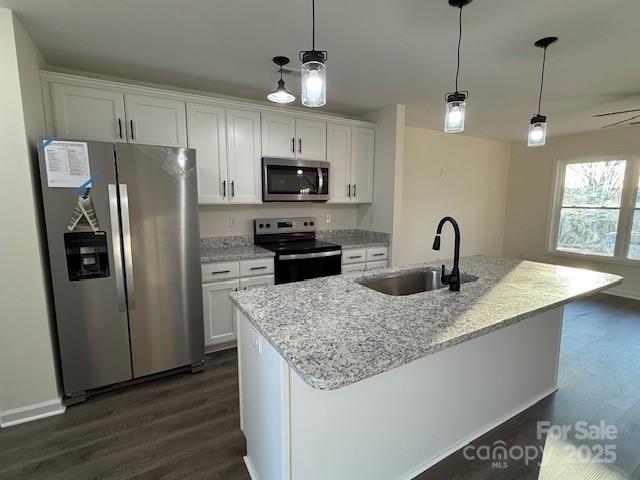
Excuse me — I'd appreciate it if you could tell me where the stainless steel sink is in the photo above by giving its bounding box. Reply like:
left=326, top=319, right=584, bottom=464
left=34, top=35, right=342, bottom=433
left=358, top=268, right=478, bottom=296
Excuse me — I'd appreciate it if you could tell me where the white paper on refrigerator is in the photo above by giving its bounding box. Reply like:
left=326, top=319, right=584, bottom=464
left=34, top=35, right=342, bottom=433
left=44, top=141, right=91, bottom=188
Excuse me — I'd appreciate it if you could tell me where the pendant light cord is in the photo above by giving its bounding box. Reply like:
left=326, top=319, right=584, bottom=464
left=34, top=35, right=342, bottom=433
left=312, top=0, right=316, bottom=51
left=455, top=5, right=462, bottom=93
left=537, top=46, right=547, bottom=115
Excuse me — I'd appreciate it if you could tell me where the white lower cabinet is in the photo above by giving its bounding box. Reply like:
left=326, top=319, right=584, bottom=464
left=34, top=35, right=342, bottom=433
left=202, top=279, right=239, bottom=348
left=341, top=246, right=389, bottom=273
left=202, top=258, right=274, bottom=351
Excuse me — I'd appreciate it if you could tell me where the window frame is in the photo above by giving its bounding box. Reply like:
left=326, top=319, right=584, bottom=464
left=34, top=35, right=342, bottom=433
left=546, top=155, right=640, bottom=266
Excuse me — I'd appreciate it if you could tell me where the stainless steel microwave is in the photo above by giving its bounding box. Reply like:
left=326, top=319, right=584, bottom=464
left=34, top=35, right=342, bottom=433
left=262, top=157, right=330, bottom=202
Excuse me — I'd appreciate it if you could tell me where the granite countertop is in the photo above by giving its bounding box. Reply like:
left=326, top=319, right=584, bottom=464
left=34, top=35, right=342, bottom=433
left=230, top=255, right=622, bottom=391
left=201, top=245, right=274, bottom=263
left=317, top=229, right=390, bottom=249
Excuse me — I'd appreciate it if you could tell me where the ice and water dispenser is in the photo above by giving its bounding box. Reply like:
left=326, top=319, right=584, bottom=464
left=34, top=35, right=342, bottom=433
left=64, top=232, right=110, bottom=281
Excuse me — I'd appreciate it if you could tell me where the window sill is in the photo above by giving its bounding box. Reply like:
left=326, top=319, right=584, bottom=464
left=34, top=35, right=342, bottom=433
left=545, top=249, right=640, bottom=268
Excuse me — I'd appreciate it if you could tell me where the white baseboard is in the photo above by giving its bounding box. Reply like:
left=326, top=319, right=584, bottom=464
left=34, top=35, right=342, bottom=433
left=397, top=387, right=558, bottom=480
left=0, top=398, right=65, bottom=428
left=243, top=455, right=260, bottom=480
left=604, top=287, right=640, bottom=301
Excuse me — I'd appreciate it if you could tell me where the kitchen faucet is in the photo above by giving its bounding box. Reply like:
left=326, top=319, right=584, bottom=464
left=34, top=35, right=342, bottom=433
left=432, top=216, right=461, bottom=292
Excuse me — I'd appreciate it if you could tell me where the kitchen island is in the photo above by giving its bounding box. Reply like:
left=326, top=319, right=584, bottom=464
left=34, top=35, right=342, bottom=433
left=230, top=256, right=621, bottom=480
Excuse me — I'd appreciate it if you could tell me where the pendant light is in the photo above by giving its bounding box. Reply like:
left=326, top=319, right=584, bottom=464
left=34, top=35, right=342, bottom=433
left=267, top=56, right=296, bottom=104
left=299, top=0, right=327, bottom=107
left=528, top=36, right=558, bottom=147
left=444, top=0, right=472, bottom=133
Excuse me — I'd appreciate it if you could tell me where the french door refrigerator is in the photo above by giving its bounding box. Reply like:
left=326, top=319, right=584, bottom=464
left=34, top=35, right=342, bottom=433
left=38, top=140, right=204, bottom=404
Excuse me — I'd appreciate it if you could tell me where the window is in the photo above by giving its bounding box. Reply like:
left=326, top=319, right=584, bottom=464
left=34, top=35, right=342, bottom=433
left=550, top=158, right=640, bottom=262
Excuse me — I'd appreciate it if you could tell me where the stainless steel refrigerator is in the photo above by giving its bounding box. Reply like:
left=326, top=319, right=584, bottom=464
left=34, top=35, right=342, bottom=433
left=38, top=140, right=204, bottom=404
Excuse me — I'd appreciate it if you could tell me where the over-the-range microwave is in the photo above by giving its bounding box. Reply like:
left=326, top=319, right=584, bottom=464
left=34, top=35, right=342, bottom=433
left=262, top=157, right=329, bottom=202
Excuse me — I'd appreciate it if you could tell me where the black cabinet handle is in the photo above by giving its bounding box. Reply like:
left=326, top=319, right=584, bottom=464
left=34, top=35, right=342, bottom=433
left=222, top=180, right=226, bottom=197
left=118, top=119, right=123, bottom=139
left=372, top=253, right=385, bottom=257
left=348, top=184, right=351, bottom=197
left=250, top=266, right=268, bottom=271
left=231, top=180, right=235, bottom=197
left=130, top=120, right=135, bottom=140
left=298, top=138, right=302, bottom=154
left=210, top=270, right=231, bottom=275
left=291, top=137, right=295, bottom=153
left=353, top=184, right=357, bottom=197
left=348, top=255, right=362, bottom=259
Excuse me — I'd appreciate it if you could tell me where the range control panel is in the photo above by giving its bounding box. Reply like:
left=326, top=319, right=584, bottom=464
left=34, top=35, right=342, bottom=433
left=254, top=217, right=316, bottom=235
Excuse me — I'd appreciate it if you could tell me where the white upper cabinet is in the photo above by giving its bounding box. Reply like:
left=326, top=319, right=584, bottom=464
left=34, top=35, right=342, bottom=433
left=262, top=114, right=327, bottom=161
left=296, top=119, right=326, bottom=161
left=261, top=113, right=296, bottom=159
left=51, top=83, right=126, bottom=142
left=327, top=124, right=352, bottom=203
left=226, top=109, right=262, bottom=204
left=351, top=127, right=375, bottom=203
left=327, top=124, right=374, bottom=204
left=187, top=103, right=228, bottom=204
left=124, top=93, right=187, bottom=147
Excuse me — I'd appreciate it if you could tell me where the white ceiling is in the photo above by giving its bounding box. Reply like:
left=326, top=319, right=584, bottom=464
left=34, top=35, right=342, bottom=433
left=2, top=0, right=640, bottom=142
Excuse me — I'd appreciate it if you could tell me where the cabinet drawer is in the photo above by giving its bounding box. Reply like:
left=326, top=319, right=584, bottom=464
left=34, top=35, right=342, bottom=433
left=202, top=261, right=239, bottom=282
left=342, top=248, right=367, bottom=264
left=366, top=260, right=388, bottom=271
left=240, top=258, right=274, bottom=277
left=366, top=247, right=388, bottom=262
left=342, top=263, right=366, bottom=273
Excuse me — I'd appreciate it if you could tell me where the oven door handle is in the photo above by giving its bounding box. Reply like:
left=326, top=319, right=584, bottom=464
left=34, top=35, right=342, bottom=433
left=279, top=250, right=342, bottom=261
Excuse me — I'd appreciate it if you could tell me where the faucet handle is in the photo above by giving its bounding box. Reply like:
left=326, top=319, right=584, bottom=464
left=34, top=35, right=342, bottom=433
left=440, top=264, right=450, bottom=285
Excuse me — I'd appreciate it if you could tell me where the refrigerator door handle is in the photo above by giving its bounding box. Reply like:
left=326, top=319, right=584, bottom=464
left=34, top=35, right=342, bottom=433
left=120, top=184, right=136, bottom=310
left=108, top=184, right=127, bottom=312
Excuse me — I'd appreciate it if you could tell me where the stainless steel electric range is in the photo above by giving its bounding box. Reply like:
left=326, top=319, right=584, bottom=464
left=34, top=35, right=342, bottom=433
left=254, top=217, right=342, bottom=284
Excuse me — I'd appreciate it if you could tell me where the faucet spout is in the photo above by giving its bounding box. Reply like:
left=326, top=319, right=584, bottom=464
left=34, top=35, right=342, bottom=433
left=432, top=216, right=461, bottom=291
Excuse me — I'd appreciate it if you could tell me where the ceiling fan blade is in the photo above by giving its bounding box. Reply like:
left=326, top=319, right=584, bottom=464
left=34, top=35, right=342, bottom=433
left=601, top=114, right=640, bottom=128
left=280, top=67, right=301, bottom=77
left=630, top=121, right=640, bottom=126
left=593, top=108, right=640, bottom=118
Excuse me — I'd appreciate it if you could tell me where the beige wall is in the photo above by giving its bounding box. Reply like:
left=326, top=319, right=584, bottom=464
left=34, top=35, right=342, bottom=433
left=0, top=9, right=61, bottom=422
left=503, top=126, right=640, bottom=298
left=199, top=204, right=359, bottom=237
left=396, top=127, right=511, bottom=266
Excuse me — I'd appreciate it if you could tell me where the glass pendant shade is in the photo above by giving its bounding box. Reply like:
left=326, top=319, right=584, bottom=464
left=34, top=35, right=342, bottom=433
left=444, top=93, right=466, bottom=133
left=267, top=79, right=295, bottom=104
left=301, top=60, right=326, bottom=107
left=528, top=115, right=547, bottom=147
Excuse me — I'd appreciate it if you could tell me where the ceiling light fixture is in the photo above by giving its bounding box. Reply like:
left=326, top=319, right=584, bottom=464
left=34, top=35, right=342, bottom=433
left=299, top=0, right=327, bottom=107
left=528, top=36, right=558, bottom=147
left=444, top=0, right=472, bottom=134
left=267, top=56, right=296, bottom=104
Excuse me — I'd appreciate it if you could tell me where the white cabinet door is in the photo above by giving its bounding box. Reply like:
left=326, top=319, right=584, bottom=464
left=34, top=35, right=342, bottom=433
left=296, top=119, right=326, bottom=161
left=226, top=109, right=262, bottom=204
left=261, top=113, right=296, bottom=159
left=51, top=83, right=126, bottom=142
left=342, top=263, right=366, bottom=273
left=124, top=93, right=187, bottom=147
left=240, top=275, right=275, bottom=290
left=202, top=279, right=239, bottom=347
left=187, top=103, right=228, bottom=204
left=351, top=127, right=375, bottom=203
left=327, top=123, right=352, bottom=203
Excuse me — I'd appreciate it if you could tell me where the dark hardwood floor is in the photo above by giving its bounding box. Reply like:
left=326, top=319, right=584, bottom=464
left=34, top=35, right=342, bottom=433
left=1, top=293, right=639, bottom=479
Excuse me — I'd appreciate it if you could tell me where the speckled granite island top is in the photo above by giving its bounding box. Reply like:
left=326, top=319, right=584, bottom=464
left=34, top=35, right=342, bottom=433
left=230, top=256, right=622, bottom=391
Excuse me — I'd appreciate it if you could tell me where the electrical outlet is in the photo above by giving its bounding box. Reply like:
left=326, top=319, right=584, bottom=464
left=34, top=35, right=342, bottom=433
left=326, top=213, right=332, bottom=224
left=228, top=215, right=237, bottom=228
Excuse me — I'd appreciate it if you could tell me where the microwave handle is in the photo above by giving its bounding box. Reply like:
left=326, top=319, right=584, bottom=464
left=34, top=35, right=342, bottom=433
left=318, top=168, right=324, bottom=194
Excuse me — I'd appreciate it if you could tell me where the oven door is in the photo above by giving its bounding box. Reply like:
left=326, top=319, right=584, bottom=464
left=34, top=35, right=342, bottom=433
left=263, top=157, right=329, bottom=202
left=275, top=250, right=342, bottom=284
